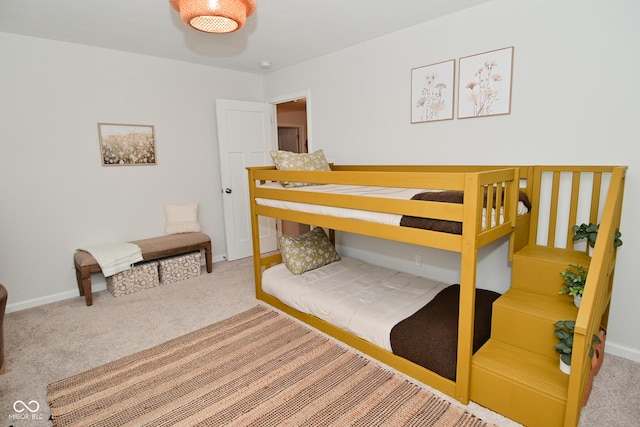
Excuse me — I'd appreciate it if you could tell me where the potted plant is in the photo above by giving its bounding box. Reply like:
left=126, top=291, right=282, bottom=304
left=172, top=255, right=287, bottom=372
left=553, top=320, right=601, bottom=375
left=559, top=264, right=587, bottom=308
left=572, top=223, right=623, bottom=255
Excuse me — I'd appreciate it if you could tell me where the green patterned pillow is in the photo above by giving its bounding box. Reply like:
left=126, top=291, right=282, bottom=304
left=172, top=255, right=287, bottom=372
left=279, top=227, right=340, bottom=275
left=270, top=149, right=331, bottom=187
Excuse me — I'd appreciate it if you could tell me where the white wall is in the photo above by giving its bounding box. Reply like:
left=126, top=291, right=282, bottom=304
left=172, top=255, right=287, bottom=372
left=0, top=33, right=263, bottom=311
left=1, top=0, right=638, bottom=362
left=264, top=0, right=640, bottom=361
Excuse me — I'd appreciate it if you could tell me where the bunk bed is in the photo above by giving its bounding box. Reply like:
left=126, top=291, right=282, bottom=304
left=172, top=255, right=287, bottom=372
left=248, top=158, right=532, bottom=403
left=247, top=158, right=626, bottom=427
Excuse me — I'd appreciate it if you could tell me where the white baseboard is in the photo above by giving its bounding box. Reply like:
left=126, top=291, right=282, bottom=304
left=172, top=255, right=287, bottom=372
left=5, top=255, right=226, bottom=314
left=605, top=341, right=640, bottom=363
left=5, top=285, right=106, bottom=313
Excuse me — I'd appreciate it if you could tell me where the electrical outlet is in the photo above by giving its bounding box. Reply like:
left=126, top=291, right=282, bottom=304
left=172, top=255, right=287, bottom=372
left=415, top=255, right=423, bottom=267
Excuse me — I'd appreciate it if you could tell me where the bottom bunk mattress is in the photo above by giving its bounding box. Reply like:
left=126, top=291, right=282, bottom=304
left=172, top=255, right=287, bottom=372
left=262, top=257, right=500, bottom=381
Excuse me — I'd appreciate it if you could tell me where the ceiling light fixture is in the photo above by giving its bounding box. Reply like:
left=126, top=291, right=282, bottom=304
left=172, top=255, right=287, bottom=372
left=169, top=0, right=256, bottom=34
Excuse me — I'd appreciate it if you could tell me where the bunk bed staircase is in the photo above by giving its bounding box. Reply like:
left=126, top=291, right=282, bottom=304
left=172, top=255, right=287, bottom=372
left=470, top=166, right=626, bottom=427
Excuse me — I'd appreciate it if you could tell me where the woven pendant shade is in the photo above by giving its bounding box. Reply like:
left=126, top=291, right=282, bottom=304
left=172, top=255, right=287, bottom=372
left=169, top=0, right=256, bottom=33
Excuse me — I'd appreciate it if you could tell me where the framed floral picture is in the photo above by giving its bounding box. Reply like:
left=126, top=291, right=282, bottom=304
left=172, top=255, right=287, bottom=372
left=411, top=59, right=455, bottom=123
left=457, top=46, right=514, bottom=119
left=98, top=123, right=156, bottom=166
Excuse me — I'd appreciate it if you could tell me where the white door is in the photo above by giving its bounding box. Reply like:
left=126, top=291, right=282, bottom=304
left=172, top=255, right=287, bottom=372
left=216, top=99, right=278, bottom=260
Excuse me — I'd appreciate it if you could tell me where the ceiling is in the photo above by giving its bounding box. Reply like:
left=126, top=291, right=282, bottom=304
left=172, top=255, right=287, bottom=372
left=0, top=0, right=492, bottom=74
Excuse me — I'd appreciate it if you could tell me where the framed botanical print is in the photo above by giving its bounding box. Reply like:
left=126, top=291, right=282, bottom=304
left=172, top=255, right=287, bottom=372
left=457, top=46, right=514, bottom=119
left=411, top=59, right=455, bottom=123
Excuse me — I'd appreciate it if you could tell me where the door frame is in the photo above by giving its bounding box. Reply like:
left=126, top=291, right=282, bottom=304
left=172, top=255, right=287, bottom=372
left=268, top=90, right=312, bottom=237
left=267, top=90, right=313, bottom=152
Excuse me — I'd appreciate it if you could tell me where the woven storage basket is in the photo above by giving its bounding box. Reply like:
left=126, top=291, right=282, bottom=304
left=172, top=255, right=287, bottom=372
left=106, top=262, right=159, bottom=297
left=159, top=252, right=201, bottom=285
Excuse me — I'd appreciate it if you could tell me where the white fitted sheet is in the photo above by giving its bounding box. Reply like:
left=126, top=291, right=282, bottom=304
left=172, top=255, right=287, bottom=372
left=257, top=182, right=421, bottom=225
left=255, top=182, right=529, bottom=229
left=262, top=256, right=449, bottom=351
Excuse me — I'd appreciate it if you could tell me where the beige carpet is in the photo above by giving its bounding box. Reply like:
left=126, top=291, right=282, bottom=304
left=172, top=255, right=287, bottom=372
left=4, top=258, right=639, bottom=426
left=47, top=306, right=494, bottom=427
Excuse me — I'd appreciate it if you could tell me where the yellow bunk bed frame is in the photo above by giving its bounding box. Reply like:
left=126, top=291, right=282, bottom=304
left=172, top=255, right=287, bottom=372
left=248, top=165, right=529, bottom=400
left=247, top=164, right=626, bottom=427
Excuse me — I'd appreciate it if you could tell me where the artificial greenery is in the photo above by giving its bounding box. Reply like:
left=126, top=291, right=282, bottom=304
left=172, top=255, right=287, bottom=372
left=554, top=320, right=601, bottom=366
left=559, top=264, right=588, bottom=297
left=572, top=223, right=623, bottom=248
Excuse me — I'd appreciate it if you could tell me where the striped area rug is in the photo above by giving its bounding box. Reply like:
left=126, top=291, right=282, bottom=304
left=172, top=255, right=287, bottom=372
left=48, top=306, right=494, bottom=426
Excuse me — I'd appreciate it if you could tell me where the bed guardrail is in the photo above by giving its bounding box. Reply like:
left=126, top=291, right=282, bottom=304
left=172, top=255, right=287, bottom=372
left=249, top=166, right=525, bottom=252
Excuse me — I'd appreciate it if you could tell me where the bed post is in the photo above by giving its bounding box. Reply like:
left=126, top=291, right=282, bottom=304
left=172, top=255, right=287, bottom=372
left=455, top=172, right=482, bottom=404
left=247, top=167, right=264, bottom=297
left=509, top=166, right=532, bottom=258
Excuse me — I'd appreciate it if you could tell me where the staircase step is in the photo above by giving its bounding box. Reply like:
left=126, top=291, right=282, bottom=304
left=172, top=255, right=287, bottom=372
left=471, top=340, right=569, bottom=427
left=492, top=289, right=578, bottom=359
left=512, top=245, right=591, bottom=296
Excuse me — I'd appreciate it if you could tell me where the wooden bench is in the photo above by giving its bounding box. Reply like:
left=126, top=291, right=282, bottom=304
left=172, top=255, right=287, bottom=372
left=74, top=232, right=213, bottom=306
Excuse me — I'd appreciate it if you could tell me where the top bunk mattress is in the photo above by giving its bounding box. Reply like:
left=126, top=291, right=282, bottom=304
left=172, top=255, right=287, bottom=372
left=262, top=256, right=449, bottom=351
left=255, top=182, right=530, bottom=233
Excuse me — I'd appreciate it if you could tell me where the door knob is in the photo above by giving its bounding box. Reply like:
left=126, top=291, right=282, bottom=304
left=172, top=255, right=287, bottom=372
left=224, top=188, right=232, bottom=194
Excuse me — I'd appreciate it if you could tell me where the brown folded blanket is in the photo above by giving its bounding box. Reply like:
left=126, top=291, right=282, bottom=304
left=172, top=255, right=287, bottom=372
left=399, top=189, right=531, bottom=234
left=390, top=284, right=500, bottom=381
